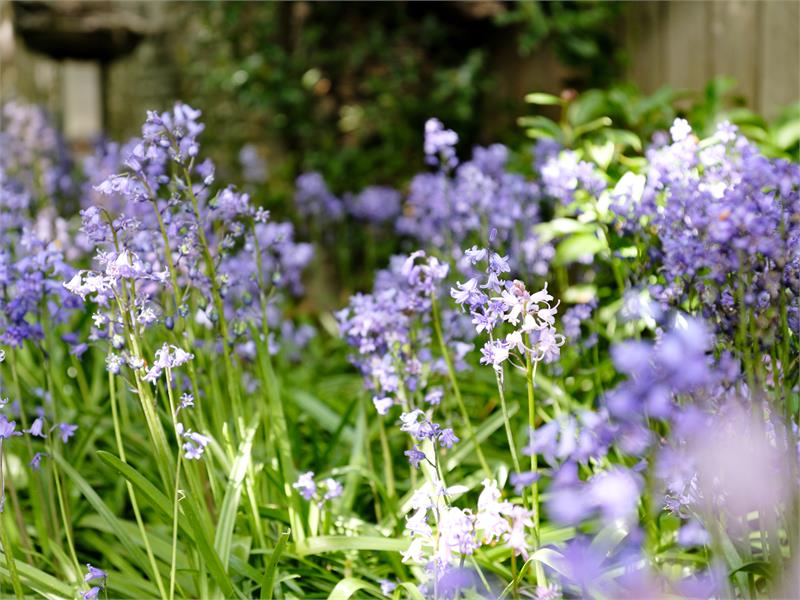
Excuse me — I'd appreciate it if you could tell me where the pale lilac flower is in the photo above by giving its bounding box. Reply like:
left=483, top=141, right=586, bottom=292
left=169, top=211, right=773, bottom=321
left=321, top=478, right=343, bottom=503
left=82, top=587, right=101, bottom=600
left=25, top=416, right=45, bottom=438
left=293, top=471, right=317, bottom=501
left=181, top=430, right=210, bottom=460
left=379, top=579, right=397, bottom=596
left=56, top=423, right=77, bottom=443
left=405, top=446, right=426, bottom=469
left=29, top=452, right=46, bottom=470
left=372, top=396, right=393, bottom=416
left=84, top=564, right=107, bottom=583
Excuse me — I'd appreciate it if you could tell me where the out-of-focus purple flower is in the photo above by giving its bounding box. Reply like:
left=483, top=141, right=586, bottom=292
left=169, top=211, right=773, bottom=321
left=379, top=580, right=397, bottom=596
left=540, top=150, right=606, bottom=205
left=424, top=118, right=459, bottom=169
left=294, top=172, right=343, bottom=222
left=29, top=452, right=46, bottom=470
left=238, top=143, right=268, bottom=184
left=55, top=422, right=78, bottom=443
left=346, top=186, right=402, bottom=224
left=293, top=471, right=317, bottom=501
left=509, top=471, right=540, bottom=494
left=84, top=564, right=107, bottom=583
left=318, top=478, right=343, bottom=505
left=405, top=446, right=426, bottom=469
left=534, top=583, right=563, bottom=600
left=677, top=520, right=710, bottom=547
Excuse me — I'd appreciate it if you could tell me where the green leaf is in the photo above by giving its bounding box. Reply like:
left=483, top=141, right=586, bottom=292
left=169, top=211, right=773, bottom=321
left=604, top=128, right=642, bottom=152
left=554, top=233, right=607, bottom=265
left=295, top=535, right=409, bottom=556
left=54, top=454, right=152, bottom=575
left=567, top=90, right=608, bottom=127
left=533, top=218, right=595, bottom=243
left=215, top=422, right=257, bottom=569
left=517, top=116, right=563, bottom=140
left=563, top=285, right=597, bottom=304
left=729, top=560, right=772, bottom=580
left=586, top=140, right=615, bottom=170
left=397, top=582, right=426, bottom=600
left=773, top=118, right=800, bottom=150
left=445, top=404, right=518, bottom=472
left=0, top=552, right=75, bottom=597
left=96, top=451, right=172, bottom=519
left=291, top=390, right=352, bottom=434
left=327, top=577, right=380, bottom=600
left=261, top=530, right=290, bottom=600
left=524, top=92, right=562, bottom=106
left=572, top=116, right=612, bottom=139
left=96, top=451, right=239, bottom=599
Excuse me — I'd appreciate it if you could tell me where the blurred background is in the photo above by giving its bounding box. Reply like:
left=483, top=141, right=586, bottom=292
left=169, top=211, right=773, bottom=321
left=2, top=0, right=798, bottom=196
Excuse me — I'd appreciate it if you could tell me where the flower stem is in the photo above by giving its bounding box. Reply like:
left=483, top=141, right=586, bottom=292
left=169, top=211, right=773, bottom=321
left=524, top=349, right=546, bottom=587
left=109, top=370, right=167, bottom=599
left=0, top=446, right=23, bottom=599
left=431, top=295, right=492, bottom=478
left=182, top=166, right=244, bottom=436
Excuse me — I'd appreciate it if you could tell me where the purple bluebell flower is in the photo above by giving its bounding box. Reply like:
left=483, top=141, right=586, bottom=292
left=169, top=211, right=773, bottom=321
left=29, top=452, right=46, bottom=470
left=84, top=564, right=107, bottom=583
left=293, top=471, right=317, bottom=500
left=379, top=579, right=397, bottom=596
left=56, top=423, right=78, bottom=443
left=24, top=416, right=45, bottom=438
left=82, top=587, right=101, bottom=600
left=345, top=186, right=402, bottom=224
left=0, top=416, right=22, bottom=440
left=424, top=118, right=459, bottom=168
left=320, top=478, right=343, bottom=504
left=294, top=172, right=343, bottom=222
left=405, top=446, right=426, bottom=469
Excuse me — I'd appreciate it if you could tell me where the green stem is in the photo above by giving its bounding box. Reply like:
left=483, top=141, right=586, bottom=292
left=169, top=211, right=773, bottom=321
left=182, top=166, right=244, bottom=435
left=0, top=446, right=23, bottom=599
left=430, top=295, right=492, bottom=478
left=494, top=371, right=523, bottom=476
left=108, top=370, right=167, bottom=599
left=51, top=450, right=81, bottom=577
left=524, top=349, right=546, bottom=587
left=164, top=368, right=184, bottom=600
left=378, top=416, right=396, bottom=503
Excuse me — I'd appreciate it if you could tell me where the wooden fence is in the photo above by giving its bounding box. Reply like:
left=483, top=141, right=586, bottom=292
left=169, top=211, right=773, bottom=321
left=624, top=0, right=799, bottom=119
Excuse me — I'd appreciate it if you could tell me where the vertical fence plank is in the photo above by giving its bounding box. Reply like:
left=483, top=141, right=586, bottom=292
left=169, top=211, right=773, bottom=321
left=760, top=0, right=800, bottom=119
left=710, top=0, right=759, bottom=108
left=625, top=1, right=664, bottom=93
left=663, top=1, right=710, bottom=94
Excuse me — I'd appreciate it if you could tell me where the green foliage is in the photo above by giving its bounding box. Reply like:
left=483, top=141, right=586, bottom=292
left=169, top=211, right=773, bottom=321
left=176, top=2, right=626, bottom=193
left=521, top=77, right=800, bottom=167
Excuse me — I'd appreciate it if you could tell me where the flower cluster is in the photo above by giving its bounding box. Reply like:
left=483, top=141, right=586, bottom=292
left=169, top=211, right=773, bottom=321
left=338, top=251, right=471, bottom=418
left=401, top=478, right=533, bottom=596
left=397, top=140, right=550, bottom=277
left=452, top=247, right=565, bottom=381
left=294, top=173, right=403, bottom=226
left=612, top=119, right=800, bottom=337
left=0, top=102, right=77, bottom=205
left=539, top=146, right=606, bottom=206
left=66, top=103, right=313, bottom=365
left=293, top=471, right=343, bottom=507
left=82, top=563, right=107, bottom=600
